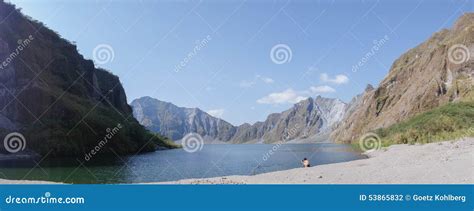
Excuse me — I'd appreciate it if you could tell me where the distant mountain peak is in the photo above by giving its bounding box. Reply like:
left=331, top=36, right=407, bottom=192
left=132, top=95, right=349, bottom=143
left=131, top=97, right=235, bottom=141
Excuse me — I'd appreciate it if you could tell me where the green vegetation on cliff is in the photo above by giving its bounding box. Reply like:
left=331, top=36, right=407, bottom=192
left=374, top=101, right=474, bottom=147
left=0, top=2, right=178, bottom=157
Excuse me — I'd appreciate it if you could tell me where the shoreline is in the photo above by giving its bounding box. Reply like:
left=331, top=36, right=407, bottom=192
left=0, top=179, right=61, bottom=184
left=0, top=138, right=472, bottom=184
left=155, top=138, right=474, bottom=184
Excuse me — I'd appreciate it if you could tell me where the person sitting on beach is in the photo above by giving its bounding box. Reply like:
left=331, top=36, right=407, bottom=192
left=301, top=158, right=310, bottom=168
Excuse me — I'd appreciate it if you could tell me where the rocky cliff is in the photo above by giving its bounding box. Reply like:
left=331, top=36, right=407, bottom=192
left=230, top=96, right=347, bottom=143
left=132, top=96, right=347, bottom=143
left=331, top=13, right=474, bottom=143
left=132, top=97, right=236, bottom=142
left=0, top=2, right=174, bottom=157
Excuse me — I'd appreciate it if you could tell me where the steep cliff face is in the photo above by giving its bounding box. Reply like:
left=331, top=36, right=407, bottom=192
left=132, top=97, right=236, bottom=141
left=230, top=97, right=347, bottom=143
left=0, top=2, right=173, bottom=156
left=132, top=96, right=347, bottom=143
left=331, top=13, right=474, bottom=143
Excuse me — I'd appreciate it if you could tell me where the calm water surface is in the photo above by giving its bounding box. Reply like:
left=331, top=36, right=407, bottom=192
left=0, top=144, right=366, bottom=184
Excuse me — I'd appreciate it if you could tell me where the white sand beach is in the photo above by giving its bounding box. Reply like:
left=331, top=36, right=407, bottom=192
left=157, top=138, right=474, bottom=184
left=0, top=179, right=60, bottom=184
left=0, top=138, right=472, bottom=184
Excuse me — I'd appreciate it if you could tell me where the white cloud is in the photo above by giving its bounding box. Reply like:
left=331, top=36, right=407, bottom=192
left=239, top=80, right=256, bottom=88
left=240, top=76, right=274, bottom=88
left=320, top=73, right=349, bottom=84
left=207, top=109, right=225, bottom=118
left=261, top=77, right=274, bottom=84
left=257, top=89, right=307, bottom=105
left=257, top=84, right=338, bottom=105
left=310, top=85, right=336, bottom=93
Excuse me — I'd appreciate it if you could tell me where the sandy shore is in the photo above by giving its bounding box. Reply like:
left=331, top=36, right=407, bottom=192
left=157, top=138, right=474, bottom=184
left=0, top=179, right=60, bottom=184
left=1, top=138, right=472, bottom=184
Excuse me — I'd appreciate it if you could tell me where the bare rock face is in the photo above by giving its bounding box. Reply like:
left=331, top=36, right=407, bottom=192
left=331, top=13, right=474, bottom=143
left=132, top=96, right=348, bottom=143
left=230, top=97, right=347, bottom=143
left=131, top=97, right=236, bottom=141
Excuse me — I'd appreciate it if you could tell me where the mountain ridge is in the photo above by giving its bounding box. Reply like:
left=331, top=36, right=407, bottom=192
left=132, top=95, right=348, bottom=143
left=132, top=96, right=236, bottom=142
left=133, top=13, right=473, bottom=145
left=330, top=13, right=474, bottom=143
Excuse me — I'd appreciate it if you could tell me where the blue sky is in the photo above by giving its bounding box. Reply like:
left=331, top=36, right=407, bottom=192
left=9, top=0, right=472, bottom=125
